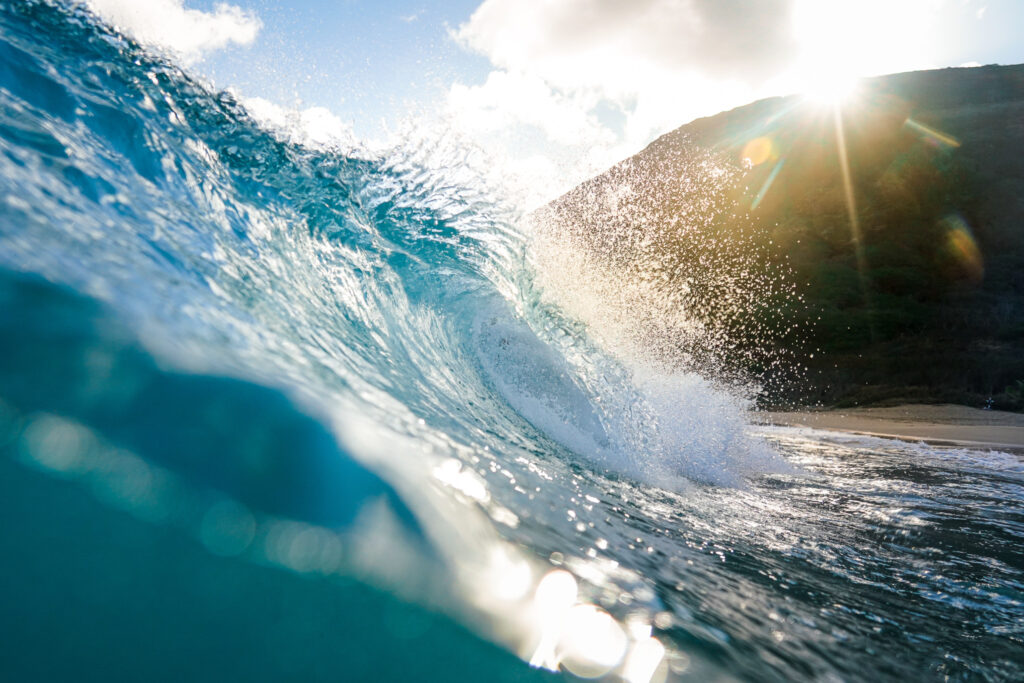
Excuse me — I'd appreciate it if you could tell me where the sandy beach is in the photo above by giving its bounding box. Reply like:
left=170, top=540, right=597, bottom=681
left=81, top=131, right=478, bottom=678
left=755, top=404, right=1024, bottom=451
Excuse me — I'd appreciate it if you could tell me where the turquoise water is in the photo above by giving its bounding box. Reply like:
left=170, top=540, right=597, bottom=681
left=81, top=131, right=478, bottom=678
left=0, top=2, right=1022, bottom=681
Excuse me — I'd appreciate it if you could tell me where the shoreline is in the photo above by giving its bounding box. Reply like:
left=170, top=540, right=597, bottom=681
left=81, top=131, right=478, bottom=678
left=753, top=403, right=1024, bottom=452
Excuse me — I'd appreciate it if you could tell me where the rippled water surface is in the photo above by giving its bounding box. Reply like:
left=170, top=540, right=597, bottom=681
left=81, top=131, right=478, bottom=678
left=0, top=2, right=1022, bottom=681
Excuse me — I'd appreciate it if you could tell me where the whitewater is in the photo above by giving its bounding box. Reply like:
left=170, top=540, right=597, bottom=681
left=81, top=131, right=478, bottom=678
left=0, top=2, right=1021, bottom=681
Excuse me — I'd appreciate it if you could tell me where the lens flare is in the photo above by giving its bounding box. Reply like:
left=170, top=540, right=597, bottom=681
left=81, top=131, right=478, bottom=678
left=905, top=118, right=961, bottom=149
left=741, top=136, right=776, bottom=168
left=942, top=214, right=984, bottom=282
left=751, top=158, right=786, bottom=210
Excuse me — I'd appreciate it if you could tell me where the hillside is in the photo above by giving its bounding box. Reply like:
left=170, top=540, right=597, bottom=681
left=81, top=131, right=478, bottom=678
left=536, top=64, right=1024, bottom=409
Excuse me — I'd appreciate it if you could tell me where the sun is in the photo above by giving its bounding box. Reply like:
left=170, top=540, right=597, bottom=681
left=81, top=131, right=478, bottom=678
left=789, top=0, right=935, bottom=106
left=791, top=1, right=866, bottom=104
left=800, top=68, right=859, bottom=106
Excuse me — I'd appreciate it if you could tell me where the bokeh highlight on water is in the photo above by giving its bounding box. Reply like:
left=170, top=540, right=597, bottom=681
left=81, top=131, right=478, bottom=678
left=0, top=2, right=1022, bottom=681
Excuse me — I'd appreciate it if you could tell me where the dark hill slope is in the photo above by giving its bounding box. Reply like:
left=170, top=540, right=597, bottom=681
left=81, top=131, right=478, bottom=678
left=539, top=64, right=1024, bottom=408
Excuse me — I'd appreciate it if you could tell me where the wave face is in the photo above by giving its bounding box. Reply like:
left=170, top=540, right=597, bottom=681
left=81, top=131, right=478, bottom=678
left=2, top=3, right=1023, bottom=682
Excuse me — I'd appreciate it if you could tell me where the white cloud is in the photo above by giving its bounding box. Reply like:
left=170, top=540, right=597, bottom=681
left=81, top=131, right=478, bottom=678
left=444, top=69, right=644, bottom=208
left=86, top=0, right=261, bottom=64
left=451, top=0, right=798, bottom=140
left=453, top=0, right=796, bottom=101
left=445, top=0, right=801, bottom=207
left=239, top=95, right=356, bottom=150
left=447, top=70, right=612, bottom=148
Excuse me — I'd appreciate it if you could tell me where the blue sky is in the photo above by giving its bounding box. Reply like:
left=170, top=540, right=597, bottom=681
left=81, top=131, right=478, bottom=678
left=188, top=0, right=492, bottom=137
left=85, top=0, right=1024, bottom=206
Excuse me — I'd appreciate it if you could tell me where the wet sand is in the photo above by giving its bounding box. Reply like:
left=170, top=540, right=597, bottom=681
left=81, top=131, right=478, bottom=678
left=755, top=404, right=1024, bottom=451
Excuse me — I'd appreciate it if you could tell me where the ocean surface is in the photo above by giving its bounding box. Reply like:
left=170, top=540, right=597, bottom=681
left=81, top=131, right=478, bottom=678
left=1, top=2, right=1022, bottom=681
